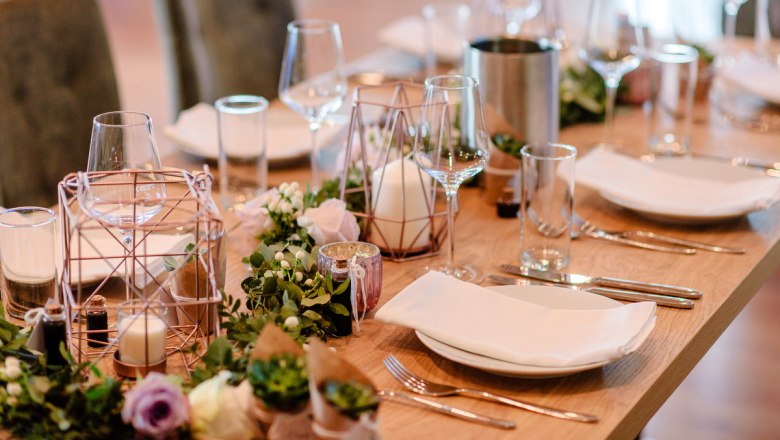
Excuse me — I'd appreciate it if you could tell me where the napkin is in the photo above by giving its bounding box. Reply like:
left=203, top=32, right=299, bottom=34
left=61, top=230, right=194, bottom=288
left=576, top=148, right=780, bottom=216
left=377, top=16, right=464, bottom=63
left=164, top=103, right=343, bottom=161
left=720, top=53, right=780, bottom=105
left=375, top=271, right=656, bottom=367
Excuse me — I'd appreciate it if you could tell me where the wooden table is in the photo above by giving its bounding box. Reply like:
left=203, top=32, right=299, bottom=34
left=176, top=100, right=780, bottom=440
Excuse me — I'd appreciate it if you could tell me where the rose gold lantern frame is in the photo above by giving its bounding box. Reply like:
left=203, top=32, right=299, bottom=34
left=57, top=167, right=223, bottom=377
left=339, top=82, right=449, bottom=262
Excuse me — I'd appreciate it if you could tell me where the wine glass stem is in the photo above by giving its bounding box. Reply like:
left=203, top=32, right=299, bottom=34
left=309, top=122, right=321, bottom=190
left=603, top=77, right=619, bottom=148
left=444, top=187, right=458, bottom=271
left=122, top=234, right=132, bottom=301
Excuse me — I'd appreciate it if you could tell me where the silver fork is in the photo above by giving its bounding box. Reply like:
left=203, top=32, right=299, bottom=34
left=574, top=214, right=745, bottom=254
left=573, top=215, right=697, bottom=254
left=383, top=355, right=598, bottom=423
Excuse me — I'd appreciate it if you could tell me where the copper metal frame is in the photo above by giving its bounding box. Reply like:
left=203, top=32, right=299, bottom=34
left=339, top=81, right=450, bottom=262
left=57, top=167, right=223, bottom=376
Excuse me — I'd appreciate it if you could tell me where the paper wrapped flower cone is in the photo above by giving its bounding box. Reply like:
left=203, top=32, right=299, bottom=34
left=482, top=105, right=522, bottom=205
left=249, top=324, right=312, bottom=439
left=173, top=258, right=218, bottom=335
left=307, top=339, right=378, bottom=439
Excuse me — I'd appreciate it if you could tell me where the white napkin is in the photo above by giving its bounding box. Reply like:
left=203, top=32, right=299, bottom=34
left=164, top=103, right=343, bottom=161
left=378, top=16, right=464, bottom=63
left=720, top=53, right=780, bottom=105
left=576, top=148, right=780, bottom=216
left=61, top=230, right=194, bottom=288
left=375, top=271, right=656, bottom=367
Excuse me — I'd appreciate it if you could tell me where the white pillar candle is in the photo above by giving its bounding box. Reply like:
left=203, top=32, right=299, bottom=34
left=118, top=314, right=167, bottom=365
left=370, top=157, right=432, bottom=251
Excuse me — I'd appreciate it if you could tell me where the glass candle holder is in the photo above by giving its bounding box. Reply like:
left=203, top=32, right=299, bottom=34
left=317, top=242, right=382, bottom=314
left=116, top=299, right=168, bottom=366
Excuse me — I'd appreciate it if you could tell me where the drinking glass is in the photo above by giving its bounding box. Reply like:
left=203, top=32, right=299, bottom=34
left=0, top=207, right=57, bottom=321
left=579, top=0, right=646, bottom=149
left=78, top=111, right=167, bottom=298
left=723, top=0, right=748, bottom=58
left=414, top=75, right=489, bottom=282
left=279, top=19, right=348, bottom=190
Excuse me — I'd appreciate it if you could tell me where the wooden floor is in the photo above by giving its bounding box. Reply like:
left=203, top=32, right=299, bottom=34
left=98, top=1, right=780, bottom=438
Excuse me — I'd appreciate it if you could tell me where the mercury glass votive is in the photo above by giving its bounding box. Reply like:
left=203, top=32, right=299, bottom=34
left=317, top=242, right=382, bottom=314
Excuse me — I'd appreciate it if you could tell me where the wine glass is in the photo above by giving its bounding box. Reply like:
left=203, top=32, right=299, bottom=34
left=414, top=75, right=489, bottom=282
left=579, top=0, right=646, bottom=149
left=78, top=111, right=167, bottom=298
left=723, top=0, right=747, bottom=58
left=489, top=0, right=542, bottom=36
left=279, top=19, right=348, bottom=190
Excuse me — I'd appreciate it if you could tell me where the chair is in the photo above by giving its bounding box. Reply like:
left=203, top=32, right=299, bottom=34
left=157, top=0, right=295, bottom=114
left=0, top=0, right=120, bottom=207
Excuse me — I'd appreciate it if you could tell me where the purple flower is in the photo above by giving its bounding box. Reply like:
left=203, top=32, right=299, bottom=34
left=122, top=372, right=190, bottom=439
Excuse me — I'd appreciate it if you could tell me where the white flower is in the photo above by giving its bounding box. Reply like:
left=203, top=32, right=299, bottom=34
left=238, top=189, right=278, bottom=238
left=304, top=279, right=314, bottom=287
left=7, top=397, right=17, bottom=406
left=284, top=316, right=300, bottom=329
left=280, top=260, right=291, bottom=269
left=294, top=272, right=303, bottom=282
left=294, top=190, right=303, bottom=200
left=280, top=201, right=293, bottom=214
left=5, top=363, right=21, bottom=380
left=294, top=250, right=306, bottom=260
left=277, top=271, right=285, bottom=278
left=6, top=382, right=22, bottom=397
left=263, top=270, right=274, bottom=278
left=5, top=357, right=19, bottom=370
left=299, top=199, right=360, bottom=245
left=189, top=372, right=259, bottom=440
left=274, top=252, right=285, bottom=261
left=268, top=198, right=280, bottom=212
left=290, top=233, right=301, bottom=241
left=278, top=182, right=289, bottom=194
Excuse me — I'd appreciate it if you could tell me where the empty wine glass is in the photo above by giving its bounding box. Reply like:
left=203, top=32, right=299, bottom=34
left=490, top=0, right=542, bottom=36
left=279, top=19, right=348, bottom=190
left=414, top=75, right=489, bottom=282
left=579, top=0, right=646, bottom=149
left=78, top=111, right=167, bottom=298
left=724, top=0, right=748, bottom=57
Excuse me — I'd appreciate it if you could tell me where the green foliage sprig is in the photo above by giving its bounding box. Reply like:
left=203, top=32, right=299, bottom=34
left=321, top=380, right=380, bottom=421
left=248, top=353, right=309, bottom=412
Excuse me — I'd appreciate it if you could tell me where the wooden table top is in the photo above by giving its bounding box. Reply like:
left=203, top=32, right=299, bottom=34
left=178, top=100, right=780, bottom=440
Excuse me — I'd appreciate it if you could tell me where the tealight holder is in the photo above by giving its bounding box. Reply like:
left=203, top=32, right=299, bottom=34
left=57, top=167, right=223, bottom=377
left=317, top=242, right=382, bottom=335
left=338, top=82, right=449, bottom=261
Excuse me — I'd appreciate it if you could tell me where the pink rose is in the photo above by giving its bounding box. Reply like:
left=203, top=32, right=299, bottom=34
left=297, top=199, right=359, bottom=245
left=121, top=372, right=190, bottom=439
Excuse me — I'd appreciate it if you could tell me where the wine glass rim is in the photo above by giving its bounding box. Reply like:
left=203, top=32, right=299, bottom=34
left=0, top=206, right=56, bottom=228
left=93, top=111, right=152, bottom=127
left=424, top=74, right=478, bottom=90
left=288, top=18, right=339, bottom=33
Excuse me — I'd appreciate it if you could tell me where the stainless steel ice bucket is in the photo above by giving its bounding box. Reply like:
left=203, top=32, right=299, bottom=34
left=464, top=38, right=559, bottom=144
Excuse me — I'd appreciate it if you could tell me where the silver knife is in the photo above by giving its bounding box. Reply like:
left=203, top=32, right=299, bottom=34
left=500, top=264, right=702, bottom=300
left=377, top=390, right=516, bottom=429
left=488, top=274, right=694, bottom=309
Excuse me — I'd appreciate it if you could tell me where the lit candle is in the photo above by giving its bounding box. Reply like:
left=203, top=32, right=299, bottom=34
left=369, top=157, right=432, bottom=252
left=118, top=312, right=167, bottom=365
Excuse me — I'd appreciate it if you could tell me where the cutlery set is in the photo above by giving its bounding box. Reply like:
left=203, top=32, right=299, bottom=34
left=492, top=264, right=702, bottom=309
left=380, top=355, right=598, bottom=429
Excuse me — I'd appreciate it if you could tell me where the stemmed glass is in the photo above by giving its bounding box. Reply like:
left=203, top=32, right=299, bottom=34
left=579, top=0, right=645, bottom=149
left=414, top=75, right=489, bottom=282
left=723, top=0, right=747, bottom=58
left=490, top=0, right=542, bottom=36
left=279, top=19, right=348, bottom=190
left=78, top=111, right=167, bottom=298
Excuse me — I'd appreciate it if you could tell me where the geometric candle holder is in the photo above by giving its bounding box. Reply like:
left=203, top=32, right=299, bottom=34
left=57, top=167, right=223, bottom=377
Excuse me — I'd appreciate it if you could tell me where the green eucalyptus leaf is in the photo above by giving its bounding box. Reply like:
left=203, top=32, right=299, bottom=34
left=302, top=310, right=323, bottom=321
left=301, top=294, right=331, bottom=307
left=333, top=279, right=350, bottom=296
left=328, top=303, right=350, bottom=316
left=249, top=252, right=264, bottom=268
